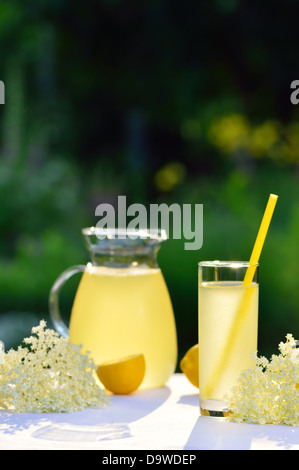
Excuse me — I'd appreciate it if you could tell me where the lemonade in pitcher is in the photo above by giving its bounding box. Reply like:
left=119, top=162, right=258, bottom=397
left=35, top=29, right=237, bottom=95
left=49, top=228, right=177, bottom=389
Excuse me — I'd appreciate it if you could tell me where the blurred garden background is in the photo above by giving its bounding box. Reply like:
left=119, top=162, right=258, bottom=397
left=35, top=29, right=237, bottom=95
left=0, top=0, right=298, bottom=367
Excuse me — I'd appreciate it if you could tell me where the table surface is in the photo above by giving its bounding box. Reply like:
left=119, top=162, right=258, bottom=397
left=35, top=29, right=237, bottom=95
left=0, top=373, right=298, bottom=450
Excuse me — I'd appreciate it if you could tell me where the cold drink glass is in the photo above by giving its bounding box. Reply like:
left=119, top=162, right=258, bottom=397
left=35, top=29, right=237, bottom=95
left=198, top=261, right=259, bottom=417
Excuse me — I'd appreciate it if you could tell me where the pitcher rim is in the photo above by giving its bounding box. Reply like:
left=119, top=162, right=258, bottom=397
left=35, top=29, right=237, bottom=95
left=82, top=226, right=168, bottom=241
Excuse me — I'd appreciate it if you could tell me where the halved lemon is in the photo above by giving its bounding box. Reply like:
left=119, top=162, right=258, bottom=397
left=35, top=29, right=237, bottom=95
left=180, top=344, right=199, bottom=388
left=96, top=353, right=146, bottom=395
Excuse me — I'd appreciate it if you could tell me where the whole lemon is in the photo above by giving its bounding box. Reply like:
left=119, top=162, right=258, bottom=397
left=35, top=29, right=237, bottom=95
left=180, top=344, right=199, bottom=388
left=97, top=353, right=146, bottom=395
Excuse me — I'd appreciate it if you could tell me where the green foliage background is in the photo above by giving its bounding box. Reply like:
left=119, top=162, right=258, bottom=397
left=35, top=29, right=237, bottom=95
left=0, top=0, right=298, bottom=366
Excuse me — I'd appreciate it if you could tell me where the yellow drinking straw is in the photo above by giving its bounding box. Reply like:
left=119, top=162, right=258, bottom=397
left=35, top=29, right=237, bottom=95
left=204, top=193, right=278, bottom=399
left=243, top=193, right=278, bottom=286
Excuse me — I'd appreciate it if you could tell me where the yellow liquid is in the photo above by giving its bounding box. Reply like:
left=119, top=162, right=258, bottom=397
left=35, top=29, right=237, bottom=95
left=199, top=281, right=258, bottom=401
left=69, top=265, right=177, bottom=389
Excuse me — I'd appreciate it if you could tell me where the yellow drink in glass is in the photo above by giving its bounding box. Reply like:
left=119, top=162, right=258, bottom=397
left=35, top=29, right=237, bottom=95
left=69, top=264, right=177, bottom=389
left=198, top=261, right=259, bottom=416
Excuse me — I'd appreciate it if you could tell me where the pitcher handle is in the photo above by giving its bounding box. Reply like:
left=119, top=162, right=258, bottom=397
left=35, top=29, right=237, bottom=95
left=49, top=265, right=86, bottom=338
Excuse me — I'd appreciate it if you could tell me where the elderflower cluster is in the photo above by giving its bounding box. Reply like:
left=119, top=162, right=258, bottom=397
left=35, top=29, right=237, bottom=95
left=227, top=334, right=299, bottom=426
left=0, top=320, right=110, bottom=413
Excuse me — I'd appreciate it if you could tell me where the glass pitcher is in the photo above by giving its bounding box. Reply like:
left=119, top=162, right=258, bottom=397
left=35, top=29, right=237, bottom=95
left=49, top=227, right=178, bottom=389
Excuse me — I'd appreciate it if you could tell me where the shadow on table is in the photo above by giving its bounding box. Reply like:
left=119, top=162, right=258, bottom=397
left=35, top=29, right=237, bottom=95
left=184, top=415, right=299, bottom=450
left=0, top=386, right=170, bottom=443
left=177, top=391, right=299, bottom=450
left=178, top=393, right=199, bottom=408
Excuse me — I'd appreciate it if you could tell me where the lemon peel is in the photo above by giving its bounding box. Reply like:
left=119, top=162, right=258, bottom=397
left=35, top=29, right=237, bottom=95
left=97, top=353, right=145, bottom=394
left=180, top=344, right=199, bottom=388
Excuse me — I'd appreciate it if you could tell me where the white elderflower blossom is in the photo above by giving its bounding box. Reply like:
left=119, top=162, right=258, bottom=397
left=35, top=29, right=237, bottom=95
left=227, top=334, right=299, bottom=426
left=0, top=320, right=110, bottom=413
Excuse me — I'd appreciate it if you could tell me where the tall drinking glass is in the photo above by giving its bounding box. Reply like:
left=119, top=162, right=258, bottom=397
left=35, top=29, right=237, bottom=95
left=198, top=261, right=259, bottom=417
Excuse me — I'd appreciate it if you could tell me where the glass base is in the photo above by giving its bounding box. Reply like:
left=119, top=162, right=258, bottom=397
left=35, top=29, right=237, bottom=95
left=200, top=398, right=231, bottom=418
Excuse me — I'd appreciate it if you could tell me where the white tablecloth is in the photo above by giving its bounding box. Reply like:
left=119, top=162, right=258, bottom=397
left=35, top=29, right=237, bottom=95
left=0, top=374, right=298, bottom=450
